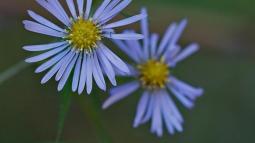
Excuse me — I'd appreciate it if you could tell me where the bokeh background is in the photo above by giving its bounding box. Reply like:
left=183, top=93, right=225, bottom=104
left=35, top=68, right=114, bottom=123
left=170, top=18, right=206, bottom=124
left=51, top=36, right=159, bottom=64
left=0, top=0, right=255, bottom=143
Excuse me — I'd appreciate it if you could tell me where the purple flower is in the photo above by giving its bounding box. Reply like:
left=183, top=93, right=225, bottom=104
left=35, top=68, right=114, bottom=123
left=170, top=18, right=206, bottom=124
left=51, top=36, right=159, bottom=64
left=103, top=8, right=204, bottom=137
left=23, top=0, right=146, bottom=94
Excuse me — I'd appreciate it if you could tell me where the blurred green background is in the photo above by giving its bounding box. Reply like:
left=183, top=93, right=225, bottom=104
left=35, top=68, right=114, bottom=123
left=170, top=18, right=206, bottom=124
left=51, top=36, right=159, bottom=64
left=0, top=0, right=255, bottom=143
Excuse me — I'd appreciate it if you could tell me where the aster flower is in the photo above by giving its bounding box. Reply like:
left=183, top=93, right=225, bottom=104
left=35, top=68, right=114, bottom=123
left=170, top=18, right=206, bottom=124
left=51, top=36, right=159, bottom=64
left=103, top=8, right=204, bottom=137
left=23, top=0, right=146, bottom=94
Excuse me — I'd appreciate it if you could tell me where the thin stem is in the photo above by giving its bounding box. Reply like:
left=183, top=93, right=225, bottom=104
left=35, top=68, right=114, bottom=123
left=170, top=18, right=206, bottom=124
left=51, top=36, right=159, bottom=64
left=55, top=83, right=72, bottom=143
left=0, top=61, right=29, bottom=85
left=75, top=94, right=112, bottom=143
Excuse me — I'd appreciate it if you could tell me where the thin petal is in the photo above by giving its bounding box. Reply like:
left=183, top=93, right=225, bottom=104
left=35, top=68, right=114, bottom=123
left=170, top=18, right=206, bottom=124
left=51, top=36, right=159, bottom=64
left=66, top=0, right=77, bottom=19
left=78, top=52, right=87, bottom=94
left=150, top=33, right=159, bottom=58
left=157, top=23, right=177, bottom=56
left=77, top=0, right=84, bottom=16
left=28, top=10, right=65, bottom=32
left=161, top=92, right=183, bottom=133
left=92, top=52, right=106, bottom=91
left=99, top=0, right=131, bottom=24
left=86, top=54, right=93, bottom=94
left=168, top=85, right=194, bottom=108
left=170, top=76, right=204, bottom=100
left=102, top=81, right=140, bottom=109
left=49, top=0, right=71, bottom=26
left=23, top=41, right=67, bottom=52
left=93, top=0, right=111, bottom=20
left=35, top=48, right=70, bottom=73
left=103, top=33, right=144, bottom=40
left=151, top=95, right=163, bottom=137
left=23, top=20, right=66, bottom=37
left=112, top=39, right=139, bottom=62
left=103, top=13, right=146, bottom=29
left=172, top=43, right=199, bottom=64
left=58, top=53, right=78, bottom=91
left=141, top=8, right=149, bottom=59
left=133, top=91, right=149, bottom=127
left=99, top=43, right=129, bottom=74
left=36, top=0, right=70, bottom=26
left=85, top=0, right=92, bottom=18
left=72, top=52, right=82, bottom=92
left=97, top=0, right=120, bottom=20
left=97, top=49, right=116, bottom=86
left=25, top=44, right=68, bottom=63
left=55, top=50, right=76, bottom=81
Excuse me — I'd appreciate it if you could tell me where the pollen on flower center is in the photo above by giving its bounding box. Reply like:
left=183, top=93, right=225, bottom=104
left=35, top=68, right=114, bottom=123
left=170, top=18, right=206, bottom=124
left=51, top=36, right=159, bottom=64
left=66, top=18, right=102, bottom=51
left=138, top=59, right=170, bottom=89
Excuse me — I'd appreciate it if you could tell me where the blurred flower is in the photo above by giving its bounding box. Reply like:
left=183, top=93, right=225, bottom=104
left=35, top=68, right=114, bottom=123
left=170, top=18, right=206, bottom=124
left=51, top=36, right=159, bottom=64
left=103, top=8, right=204, bottom=137
left=23, top=0, right=146, bottom=94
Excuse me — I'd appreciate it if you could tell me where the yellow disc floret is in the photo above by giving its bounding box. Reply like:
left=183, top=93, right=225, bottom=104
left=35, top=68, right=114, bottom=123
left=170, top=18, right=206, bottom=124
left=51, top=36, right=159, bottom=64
left=138, top=58, right=170, bottom=89
left=66, top=18, right=102, bottom=51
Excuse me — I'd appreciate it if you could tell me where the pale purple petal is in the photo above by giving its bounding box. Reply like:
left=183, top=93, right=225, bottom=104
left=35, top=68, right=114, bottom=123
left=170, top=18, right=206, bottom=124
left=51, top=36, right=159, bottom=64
left=55, top=50, right=76, bottom=81
left=167, top=19, right=188, bottom=51
left=78, top=52, right=87, bottom=94
left=25, top=44, right=68, bottom=63
left=97, top=0, right=120, bottom=20
left=72, top=52, right=82, bottom=92
left=49, top=0, right=71, bottom=26
left=161, top=92, right=183, bottom=133
left=150, top=33, right=159, bottom=58
left=92, top=52, right=106, bottom=91
left=140, top=94, right=154, bottom=124
left=133, top=91, right=149, bottom=127
left=157, top=23, right=177, bottom=56
left=172, top=43, right=199, bottom=64
left=86, top=54, right=93, bottom=94
left=170, top=76, right=204, bottom=100
left=85, top=0, right=92, bottom=19
left=93, top=0, right=111, bottom=20
left=99, top=43, right=130, bottom=74
left=28, top=10, right=65, bottom=32
left=151, top=94, right=163, bottom=137
left=168, top=85, right=194, bottom=109
left=103, top=33, right=144, bottom=40
left=99, top=0, right=131, bottom=24
left=36, top=0, right=70, bottom=26
left=66, top=0, right=77, bottom=19
left=103, top=13, right=146, bottom=29
left=77, top=0, right=84, bottom=16
left=112, top=39, right=139, bottom=62
left=97, top=49, right=116, bottom=86
left=58, top=53, right=78, bottom=91
left=41, top=54, right=68, bottom=84
left=23, top=20, right=66, bottom=37
left=141, top=8, right=149, bottom=60
left=35, top=48, right=70, bottom=73
left=23, top=41, right=67, bottom=52
left=102, top=81, right=140, bottom=109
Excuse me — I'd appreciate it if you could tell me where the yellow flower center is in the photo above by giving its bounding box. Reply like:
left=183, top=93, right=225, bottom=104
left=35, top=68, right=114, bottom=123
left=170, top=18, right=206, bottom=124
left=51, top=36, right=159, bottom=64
left=138, top=59, right=170, bottom=89
left=66, top=18, right=102, bottom=51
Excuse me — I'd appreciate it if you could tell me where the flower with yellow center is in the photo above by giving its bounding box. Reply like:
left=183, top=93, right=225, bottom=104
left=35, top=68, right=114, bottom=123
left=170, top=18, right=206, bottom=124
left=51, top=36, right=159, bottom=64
left=66, top=18, right=102, bottom=52
left=23, top=0, right=146, bottom=94
left=103, top=8, right=203, bottom=137
left=138, top=59, right=169, bottom=89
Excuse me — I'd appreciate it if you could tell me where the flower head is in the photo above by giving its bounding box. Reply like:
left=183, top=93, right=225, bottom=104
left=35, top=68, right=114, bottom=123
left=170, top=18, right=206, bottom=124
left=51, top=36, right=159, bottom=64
left=23, top=0, right=146, bottom=94
left=103, top=8, right=204, bottom=137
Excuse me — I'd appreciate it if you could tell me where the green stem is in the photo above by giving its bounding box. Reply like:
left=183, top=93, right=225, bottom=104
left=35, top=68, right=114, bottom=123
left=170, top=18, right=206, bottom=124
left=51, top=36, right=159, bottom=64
left=0, top=61, right=29, bottom=85
left=55, top=83, right=72, bottom=143
left=75, top=94, right=112, bottom=143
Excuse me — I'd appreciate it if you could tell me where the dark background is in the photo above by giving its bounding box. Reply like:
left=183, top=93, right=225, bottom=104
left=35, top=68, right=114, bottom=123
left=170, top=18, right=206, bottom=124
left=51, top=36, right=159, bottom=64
left=0, top=0, right=255, bottom=142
